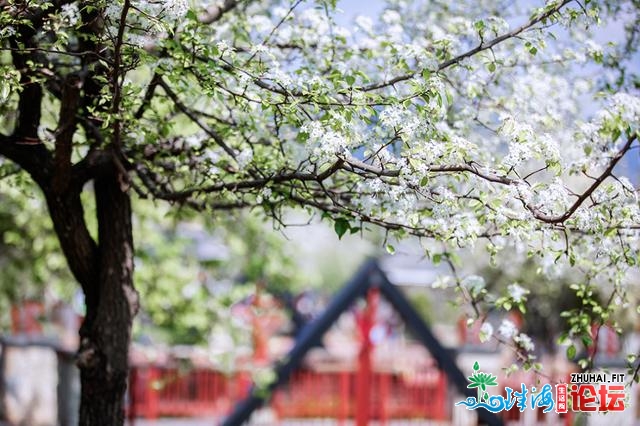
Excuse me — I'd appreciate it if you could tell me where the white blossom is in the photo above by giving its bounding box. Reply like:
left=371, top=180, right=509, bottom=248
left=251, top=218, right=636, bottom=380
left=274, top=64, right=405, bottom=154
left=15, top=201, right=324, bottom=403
left=247, top=15, right=272, bottom=33
left=272, top=68, right=293, bottom=88
left=507, top=283, right=529, bottom=302
left=479, top=322, right=494, bottom=342
left=165, top=0, right=189, bottom=19
left=514, top=333, right=535, bottom=352
left=216, top=40, right=231, bottom=52
left=585, top=39, right=603, bottom=58
left=486, top=16, right=509, bottom=34
left=105, top=4, right=121, bottom=20
left=498, top=319, right=518, bottom=339
left=0, top=25, right=15, bottom=37
left=355, top=15, right=374, bottom=34
left=256, top=187, right=272, bottom=204
left=379, top=105, right=404, bottom=128
left=60, top=3, right=80, bottom=25
left=462, top=275, right=486, bottom=291
left=381, top=10, right=402, bottom=25
left=236, top=149, right=253, bottom=168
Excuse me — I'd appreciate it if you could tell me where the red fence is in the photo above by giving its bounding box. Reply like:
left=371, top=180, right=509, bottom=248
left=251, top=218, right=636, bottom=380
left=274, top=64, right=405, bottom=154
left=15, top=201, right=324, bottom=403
left=127, top=365, right=448, bottom=422
left=128, top=366, right=578, bottom=425
left=272, top=369, right=448, bottom=421
left=128, top=366, right=248, bottom=419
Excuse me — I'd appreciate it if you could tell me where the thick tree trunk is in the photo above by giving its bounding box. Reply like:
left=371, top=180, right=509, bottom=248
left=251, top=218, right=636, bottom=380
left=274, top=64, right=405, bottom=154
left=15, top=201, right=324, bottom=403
left=74, top=173, right=137, bottom=426
left=3, top=5, right=137, bottom=423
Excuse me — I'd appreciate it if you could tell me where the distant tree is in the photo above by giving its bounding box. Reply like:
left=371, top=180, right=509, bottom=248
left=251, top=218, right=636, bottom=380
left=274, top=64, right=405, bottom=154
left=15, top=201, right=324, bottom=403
left=0, top=177, right=73, bottom=315
left=134, top=210, right=314, bottom=346
left=1, top=0, right=639, bottom=424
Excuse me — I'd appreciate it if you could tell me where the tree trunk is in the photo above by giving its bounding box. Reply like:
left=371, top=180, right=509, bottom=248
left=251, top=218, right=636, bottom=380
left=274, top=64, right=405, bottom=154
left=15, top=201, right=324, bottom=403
left=75, top=173, right=137, bottom=426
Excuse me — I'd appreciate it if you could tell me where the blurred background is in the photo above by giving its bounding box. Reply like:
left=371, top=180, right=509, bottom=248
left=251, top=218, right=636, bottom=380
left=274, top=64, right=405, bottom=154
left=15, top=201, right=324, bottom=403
left=1, top=0, right=640, bottom=425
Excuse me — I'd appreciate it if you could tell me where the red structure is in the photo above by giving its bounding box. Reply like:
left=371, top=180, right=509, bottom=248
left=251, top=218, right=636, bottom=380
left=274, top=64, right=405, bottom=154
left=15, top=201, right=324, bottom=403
left=356, top=288, right=376, bottom=426
left=271, top=288, right=448, bottom=424
left=127, top=286, right=450, bottom=423
left=128, top=366, right=237, bottom=419
left=589, top=323, right=621, bottom=359
left=272, top=369, right=447, bottom=422
left=131, top=261, right=505, bottom=425
left=10, top=301, right=44, bottom=334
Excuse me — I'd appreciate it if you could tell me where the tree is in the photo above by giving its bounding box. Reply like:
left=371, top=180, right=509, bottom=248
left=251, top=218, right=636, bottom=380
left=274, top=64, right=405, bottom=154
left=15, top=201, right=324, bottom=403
left=1, top=0, right=639, bottom=424
left=0, top=176, right=74, bottom=315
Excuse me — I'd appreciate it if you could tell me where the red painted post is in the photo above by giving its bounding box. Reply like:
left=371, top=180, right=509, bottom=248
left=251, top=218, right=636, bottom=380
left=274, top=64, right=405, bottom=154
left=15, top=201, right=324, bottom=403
left=356, top=288, right=379, bottom=426
left=252, top=282, right=268, bottom=364
left=339, top=370, right=349, bottom=425
left=147, top=367, right=160, bottom=419
left=435, top=370, right=446, bottom=420
left=271, top=386, right=282, bottom=419
left=234, top=370, right=248, bottom=401
left=136, top=367, right=150, bottom=419
left=380, top=373, right=389, bottom=425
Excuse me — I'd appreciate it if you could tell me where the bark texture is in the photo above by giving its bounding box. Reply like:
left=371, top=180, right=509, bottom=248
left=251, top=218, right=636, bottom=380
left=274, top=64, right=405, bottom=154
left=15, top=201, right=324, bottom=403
left=0, top=3, right=140, bottom=426
left=76, top=173, right=136, bottom=425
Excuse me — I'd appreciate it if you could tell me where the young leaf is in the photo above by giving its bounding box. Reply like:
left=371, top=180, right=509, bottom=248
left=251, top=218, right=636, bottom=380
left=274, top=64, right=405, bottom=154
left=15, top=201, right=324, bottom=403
left=334, top=218, right=349, bottom=239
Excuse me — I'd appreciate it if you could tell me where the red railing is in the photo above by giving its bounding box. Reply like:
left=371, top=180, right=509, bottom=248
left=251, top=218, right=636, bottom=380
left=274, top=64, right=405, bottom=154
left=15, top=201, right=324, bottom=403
left=128, top=366, right=578, bottom=426
left=272, top=370, right=447, bottom=421
left=127, top=366, right=448, bottom=422
left=127, top=366, right=249, bottom=420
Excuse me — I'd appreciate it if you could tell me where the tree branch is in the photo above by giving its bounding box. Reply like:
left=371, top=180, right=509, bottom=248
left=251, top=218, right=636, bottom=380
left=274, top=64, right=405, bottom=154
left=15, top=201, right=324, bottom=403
left=198, top=0, right=242, bottom=24
left=0, top=134, right=52, bottom=186
left=363, top=0, right=573, bottom=91
left=339, top=155, right=514, bottom=185
left=525, top=134, right=637, bottom=223
left=157, top=77, right=239, bottom=160
left=9, top=32, right=43, bottom=141
left=134, top=73, right=161, bottom=119
left=53, top=74, right=82, bottom=192
left=111, top=0, right=131, bottom=152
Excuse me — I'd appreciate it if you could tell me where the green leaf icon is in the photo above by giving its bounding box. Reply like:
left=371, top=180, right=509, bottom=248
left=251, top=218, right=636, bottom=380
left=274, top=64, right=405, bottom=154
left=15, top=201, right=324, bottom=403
left=467, top=362, right=498, bottom=402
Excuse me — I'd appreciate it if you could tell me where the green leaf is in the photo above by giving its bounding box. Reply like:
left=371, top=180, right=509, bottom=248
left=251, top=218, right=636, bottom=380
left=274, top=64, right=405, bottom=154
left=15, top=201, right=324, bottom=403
left=566, top=344, right=576, bottom=359
left=486, top=62, right=496, bottom=72
left=334, top=218, right=349, bottom=239
left=385, top=244, right=395, bottom=254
